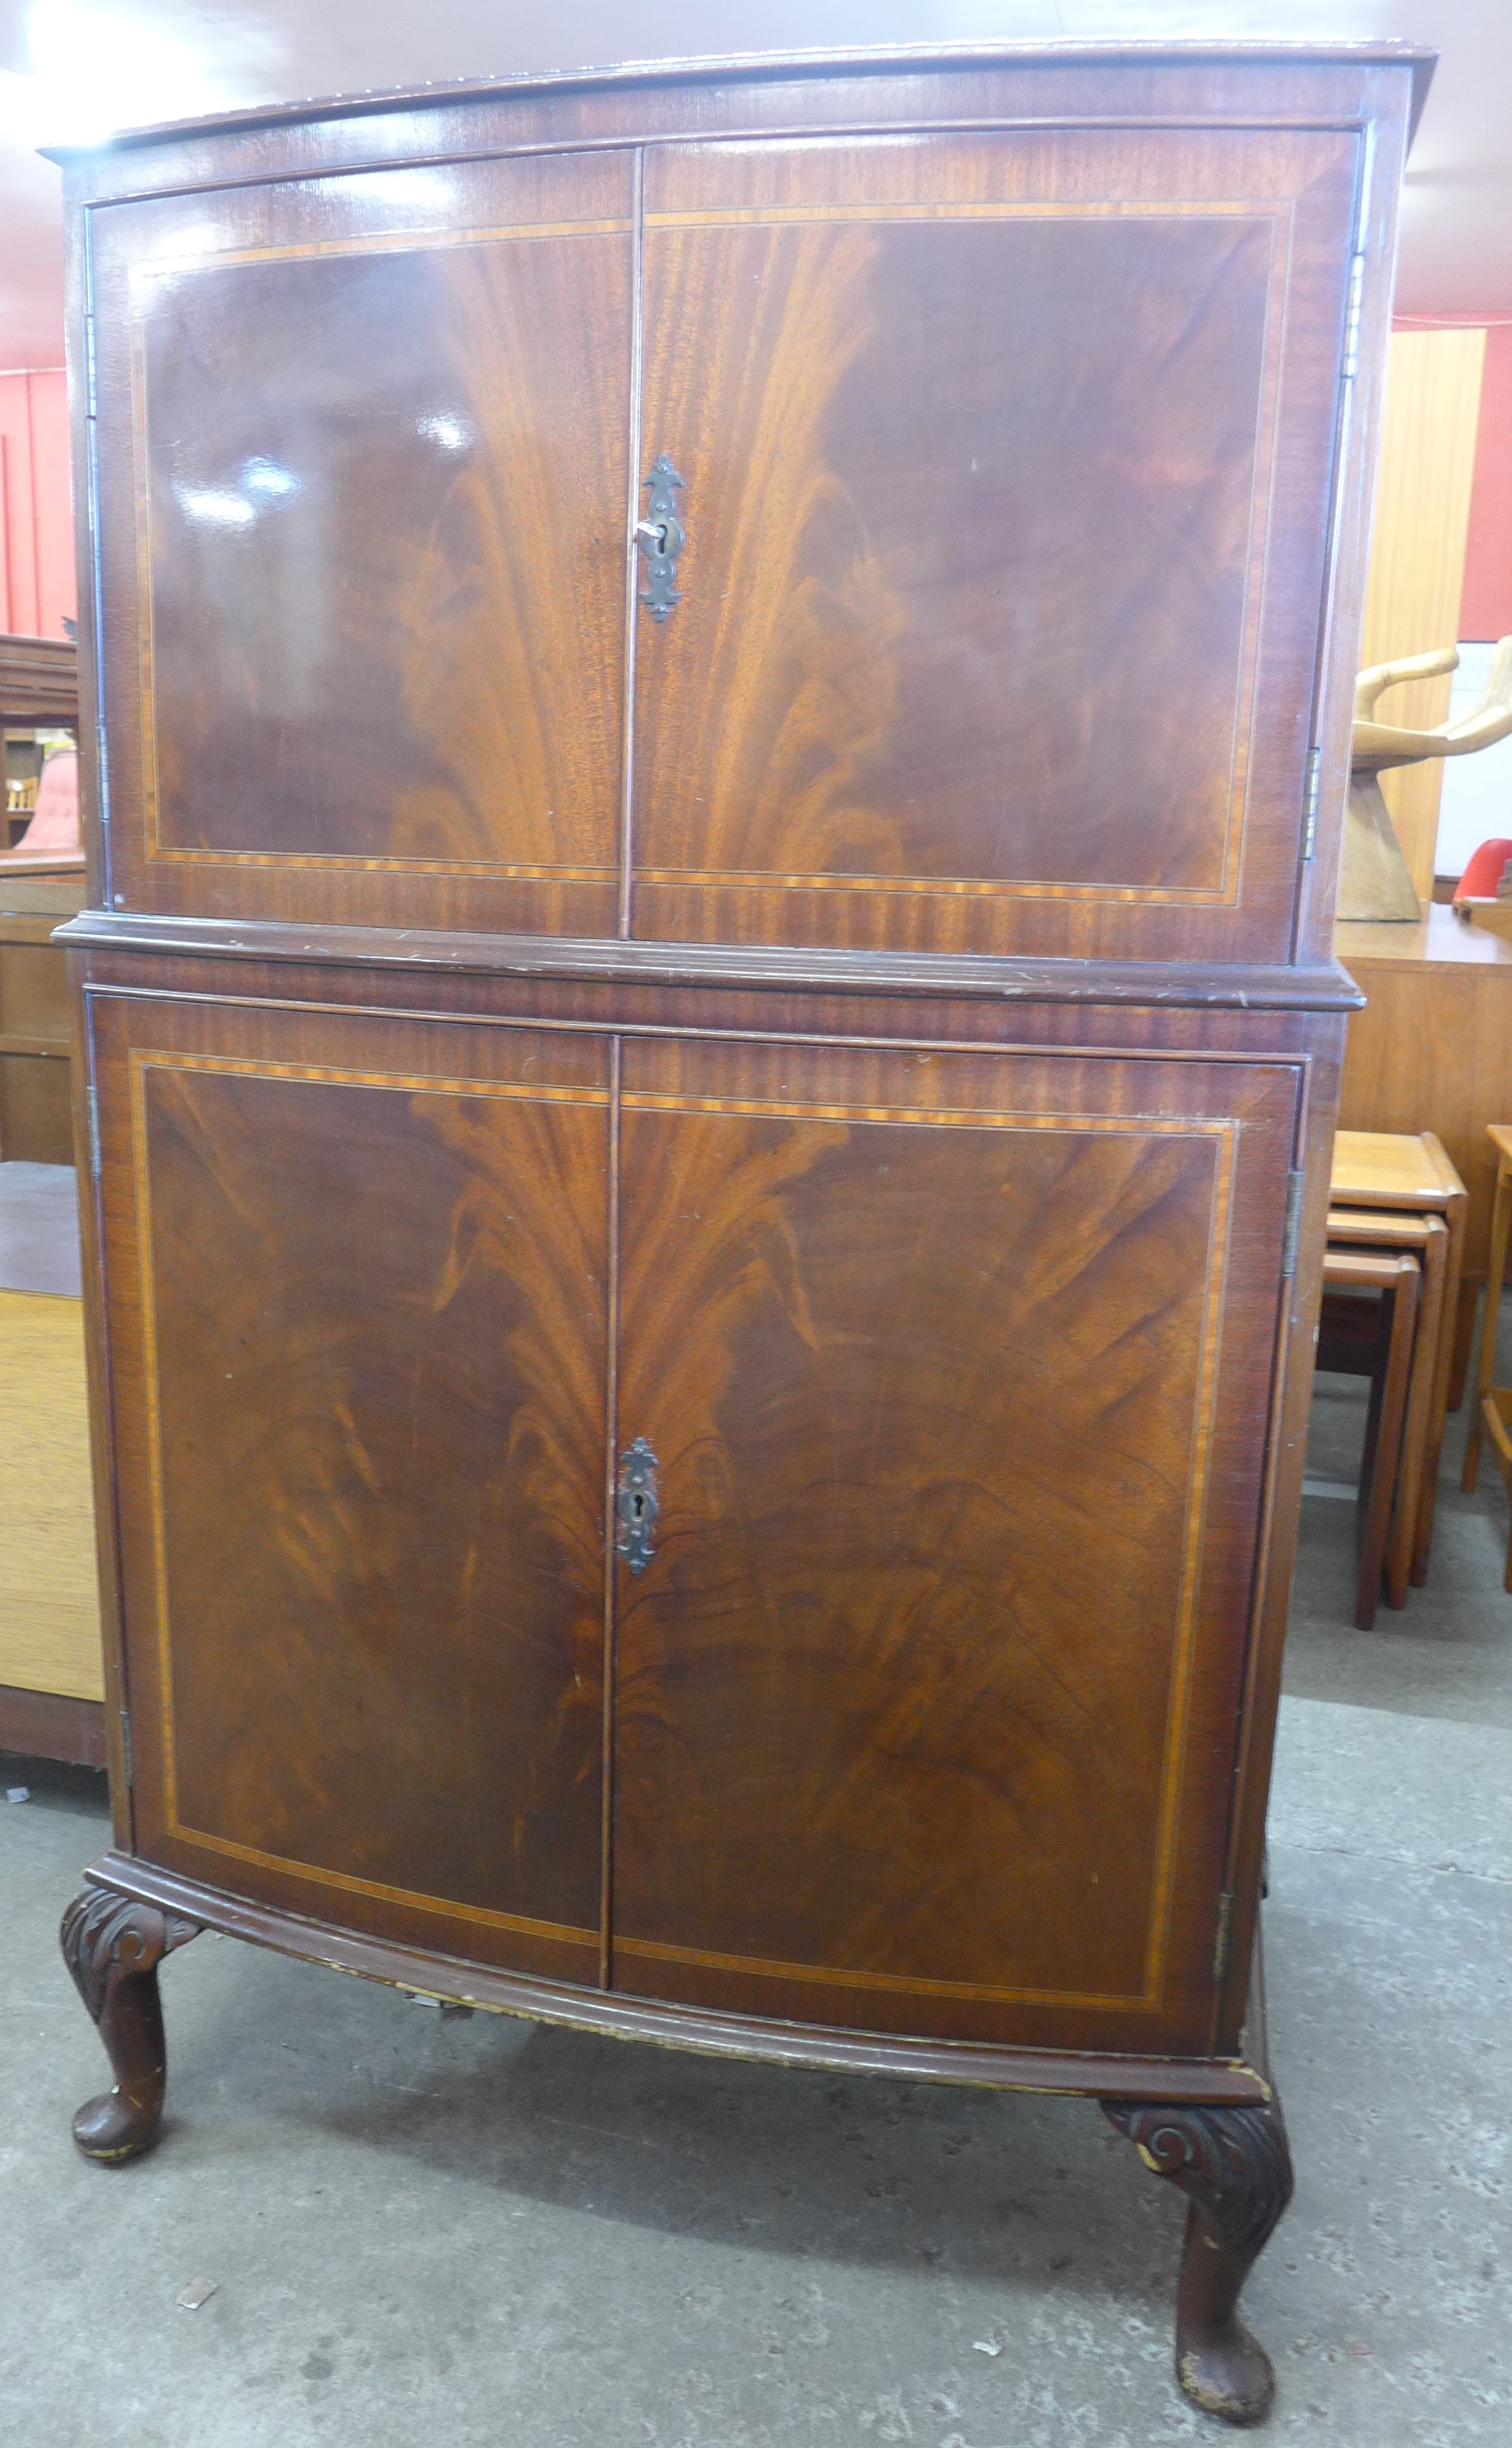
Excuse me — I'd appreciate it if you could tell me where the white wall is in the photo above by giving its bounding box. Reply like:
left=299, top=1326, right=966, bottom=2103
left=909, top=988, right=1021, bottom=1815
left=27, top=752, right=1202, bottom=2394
left=1434, top=640, right=1512, bottom=878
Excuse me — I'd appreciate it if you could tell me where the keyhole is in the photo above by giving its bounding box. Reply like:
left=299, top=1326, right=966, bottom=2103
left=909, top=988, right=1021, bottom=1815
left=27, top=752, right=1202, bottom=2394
left=631, top=1493, right=645, bottom=1520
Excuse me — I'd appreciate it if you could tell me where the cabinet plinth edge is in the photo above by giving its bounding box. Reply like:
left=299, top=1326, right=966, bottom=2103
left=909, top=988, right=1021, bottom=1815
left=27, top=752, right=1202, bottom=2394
left=56, top=913, right=1366, bottom=1014
left=81, top=1853, right=1272, bottom=2104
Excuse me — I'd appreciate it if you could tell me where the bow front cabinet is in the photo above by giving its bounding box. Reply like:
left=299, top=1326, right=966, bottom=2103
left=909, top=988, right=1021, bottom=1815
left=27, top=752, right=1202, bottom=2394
left=52, top=43, right=1427, bottom=2423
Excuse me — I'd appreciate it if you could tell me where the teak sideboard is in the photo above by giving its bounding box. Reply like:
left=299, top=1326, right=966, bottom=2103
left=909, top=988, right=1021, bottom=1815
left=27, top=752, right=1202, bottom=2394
left=50, top=43, right=1427, bottom=2426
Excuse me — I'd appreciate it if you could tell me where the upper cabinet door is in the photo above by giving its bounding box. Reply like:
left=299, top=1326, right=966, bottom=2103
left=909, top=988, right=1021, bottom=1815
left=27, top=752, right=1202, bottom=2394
left=91, top=151, right=634, bottom=933
left=630, top=129, right=1361, bottom=963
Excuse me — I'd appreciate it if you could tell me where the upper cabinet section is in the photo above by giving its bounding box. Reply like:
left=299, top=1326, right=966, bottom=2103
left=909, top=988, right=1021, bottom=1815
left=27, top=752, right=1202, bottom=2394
left=630, top=127, right=1360, bottom=962
left=70, top=51, right=1418, bottom=958
left=90, top=150, right=634, bottom=935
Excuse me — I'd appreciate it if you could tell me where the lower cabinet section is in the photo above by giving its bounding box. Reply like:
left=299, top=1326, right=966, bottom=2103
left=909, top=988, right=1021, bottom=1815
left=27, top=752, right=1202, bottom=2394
left=89, top=986, right=1300, bottom=2055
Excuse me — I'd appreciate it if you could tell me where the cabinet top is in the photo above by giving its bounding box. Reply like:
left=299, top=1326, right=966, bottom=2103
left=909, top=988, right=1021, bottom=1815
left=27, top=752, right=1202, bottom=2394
left=46, top=39, right=1434, bottom=169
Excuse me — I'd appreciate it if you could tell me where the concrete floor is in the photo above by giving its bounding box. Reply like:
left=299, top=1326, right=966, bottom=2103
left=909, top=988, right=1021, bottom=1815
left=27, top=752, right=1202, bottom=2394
left=4, top=1366, right=1512, bottom=2444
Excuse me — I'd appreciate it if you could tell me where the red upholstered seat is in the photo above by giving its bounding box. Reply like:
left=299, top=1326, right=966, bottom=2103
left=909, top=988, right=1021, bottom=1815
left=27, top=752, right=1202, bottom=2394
left=1454, top=836, right=1512, bottom=901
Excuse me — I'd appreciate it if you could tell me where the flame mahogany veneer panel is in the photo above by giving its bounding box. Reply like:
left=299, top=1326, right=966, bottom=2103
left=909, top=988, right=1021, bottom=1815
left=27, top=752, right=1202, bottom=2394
left=610, top=1033, right=1301, bottom=2051
left=90, top=147, right=634, bottom=934
left=632, top=127, right=1361, bottom=961
left=92, top=992, right=612, bottom=1978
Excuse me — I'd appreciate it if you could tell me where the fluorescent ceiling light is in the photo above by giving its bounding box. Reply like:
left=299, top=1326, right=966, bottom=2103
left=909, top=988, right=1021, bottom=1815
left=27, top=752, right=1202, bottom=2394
left=0, top=1, right=228, bottom=149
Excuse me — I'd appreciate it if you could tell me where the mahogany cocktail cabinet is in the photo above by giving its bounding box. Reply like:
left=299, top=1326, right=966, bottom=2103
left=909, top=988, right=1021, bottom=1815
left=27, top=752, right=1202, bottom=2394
left=51, top=42, right=1427, bottom=2425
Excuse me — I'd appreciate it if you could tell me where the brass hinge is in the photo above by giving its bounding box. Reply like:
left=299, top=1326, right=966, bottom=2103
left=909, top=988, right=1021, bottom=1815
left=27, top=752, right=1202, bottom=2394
left=1301, top=747, right=1323, bottom=860
left=83, top=312, right=97, bottom=420
left=1341, top=252, right=1367, bottom=382
left=1212, top=1890, right=1235, bottom=1986
left=118, top=1707, right=134, bottom=1787
left=86, top=1083, right=101, bottom=1178
left=1281, top=1171, right=1305, bottom=1280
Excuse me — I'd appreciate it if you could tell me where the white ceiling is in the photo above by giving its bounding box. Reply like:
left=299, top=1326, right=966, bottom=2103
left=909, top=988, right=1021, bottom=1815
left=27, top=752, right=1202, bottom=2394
left=0, top=1, right=1502, bottom=370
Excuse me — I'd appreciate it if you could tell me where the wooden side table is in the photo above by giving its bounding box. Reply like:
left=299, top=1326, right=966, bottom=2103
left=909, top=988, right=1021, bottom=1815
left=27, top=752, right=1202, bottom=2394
left=0, top=859, right=86, bottom=1163
left=1317, top=1247, right=1422, bottom=1628
left=1336, top=907, right=1512, bottom=1402
left=1326, top=1207, right=1448, bottom=1606
left=0, top=1160, right=105, bottom=1764
left=1329, top=1129, right=1466, bottom=1577
left=1462, top=1123, right=1512, bottom=1588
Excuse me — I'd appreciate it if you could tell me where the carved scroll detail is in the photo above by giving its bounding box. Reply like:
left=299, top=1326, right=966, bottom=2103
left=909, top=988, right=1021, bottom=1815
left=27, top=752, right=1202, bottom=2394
left=61, top=1887, right=198, bottom=2024
left=1104, top=2098, right=1294, bottom=2426
left=60, top=1885, right=201, bottom=2163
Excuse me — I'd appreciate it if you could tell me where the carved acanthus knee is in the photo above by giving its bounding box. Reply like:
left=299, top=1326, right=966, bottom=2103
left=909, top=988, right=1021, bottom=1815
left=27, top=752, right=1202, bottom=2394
left=61, top=1885, right=201, bottom=2164
left=1103, top=2097, right=1294, bottom=2427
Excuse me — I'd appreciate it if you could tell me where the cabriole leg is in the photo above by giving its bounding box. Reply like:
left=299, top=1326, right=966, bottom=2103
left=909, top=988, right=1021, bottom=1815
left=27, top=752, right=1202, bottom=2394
left=1102, top=2097, right=1294, bottom=2427
left=60, top=1886, right=201, bottom=2163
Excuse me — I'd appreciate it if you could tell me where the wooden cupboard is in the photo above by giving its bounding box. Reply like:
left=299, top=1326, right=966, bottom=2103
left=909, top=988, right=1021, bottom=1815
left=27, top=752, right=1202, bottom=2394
left=53, top=43, right=1428, bottom=2427
left=0, top=1159, right=105, bottom=1764
left=0, top=864, right=84, bottom=1162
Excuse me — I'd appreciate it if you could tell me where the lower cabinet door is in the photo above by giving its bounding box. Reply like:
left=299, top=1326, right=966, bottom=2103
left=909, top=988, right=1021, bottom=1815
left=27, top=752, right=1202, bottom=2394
left=611, top=1034, right=1301, bottom=2052
left=93, top=991, right=612, bottom=1982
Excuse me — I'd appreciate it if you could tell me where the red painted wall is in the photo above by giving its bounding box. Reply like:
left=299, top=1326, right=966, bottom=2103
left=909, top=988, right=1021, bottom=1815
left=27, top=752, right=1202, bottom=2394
left=1461, top=325, right=1512, bottom=640
left=0, top=369, right=76, bottom=640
